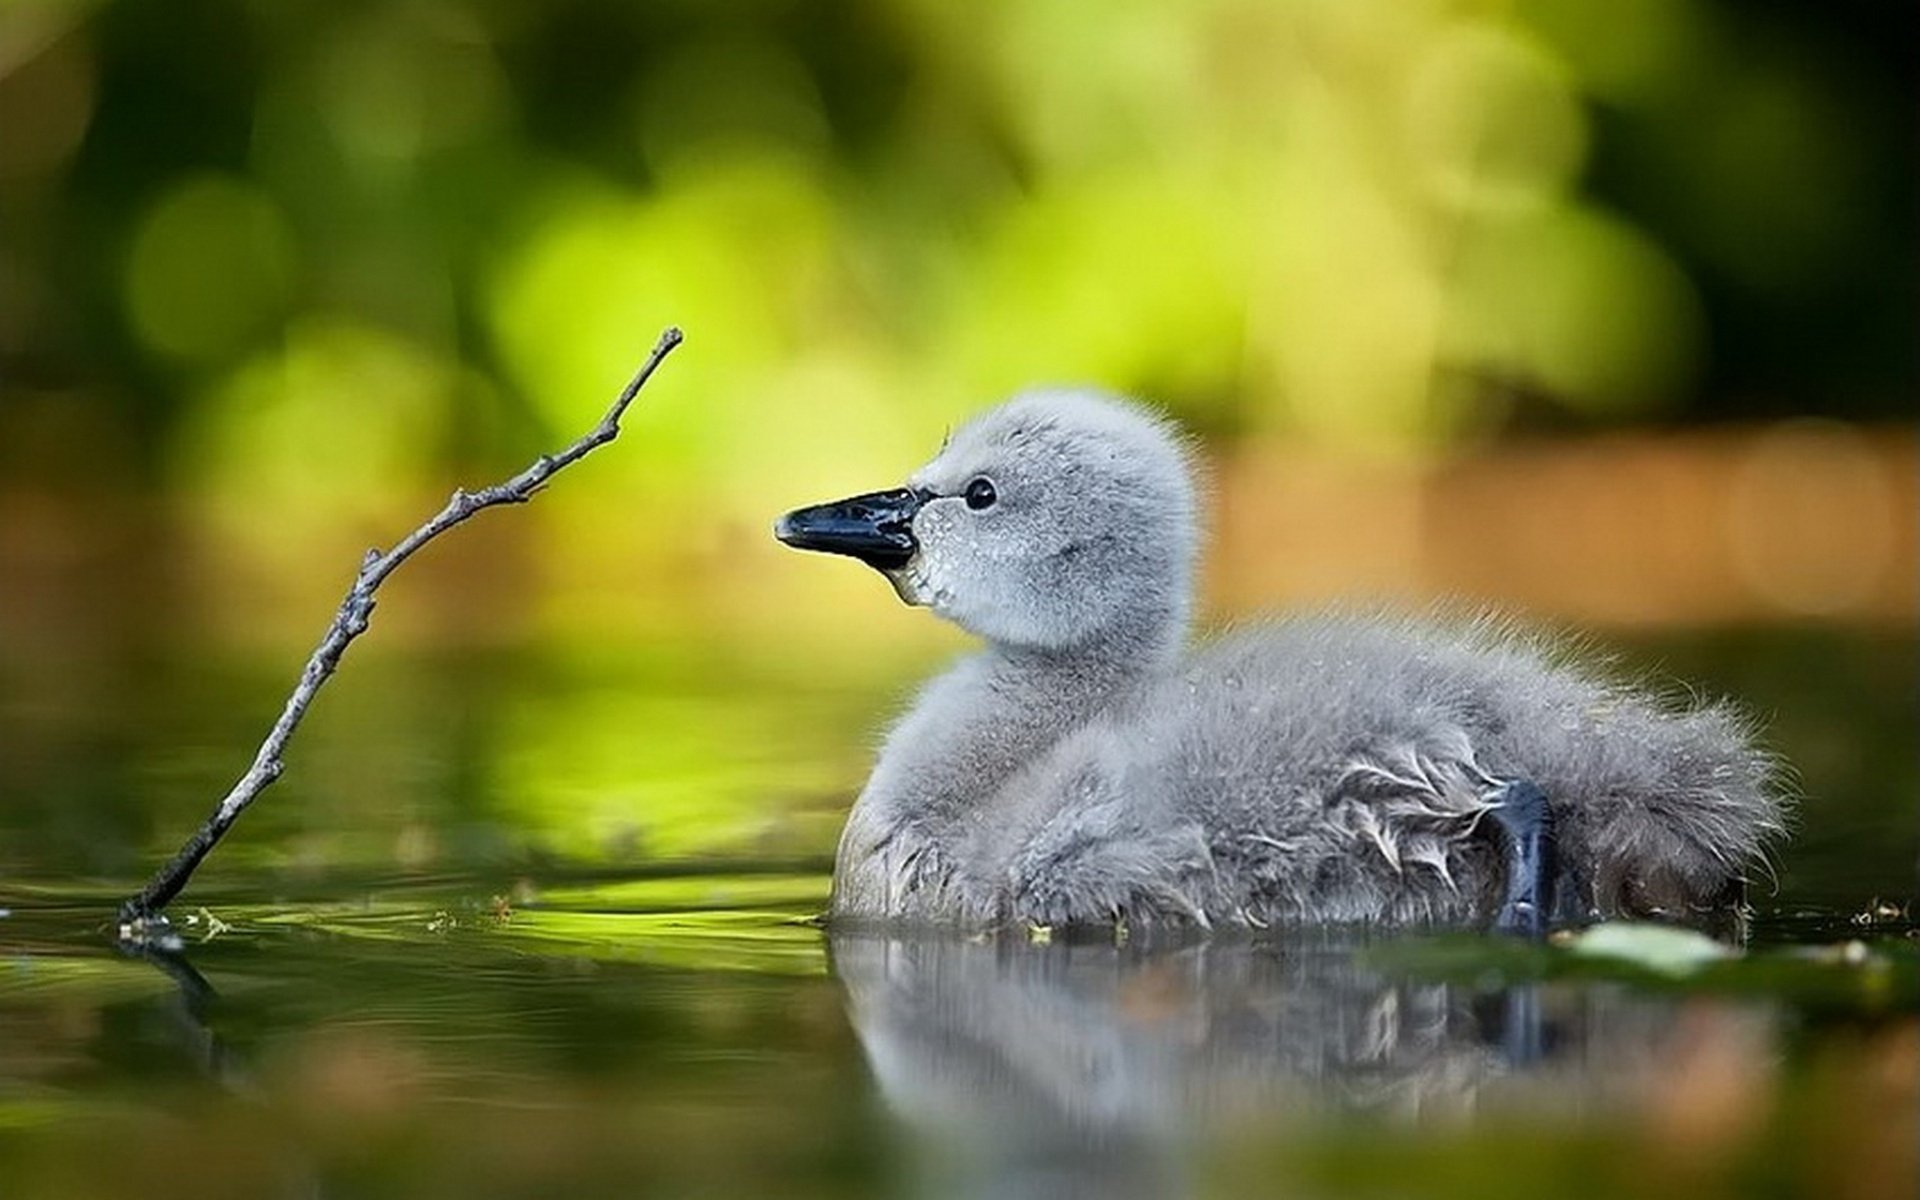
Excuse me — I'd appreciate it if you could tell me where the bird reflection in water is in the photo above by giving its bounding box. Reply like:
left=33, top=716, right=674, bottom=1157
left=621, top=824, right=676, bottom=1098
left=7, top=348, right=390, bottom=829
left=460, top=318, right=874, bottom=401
left=829, top=930, right=1758, bottom=1200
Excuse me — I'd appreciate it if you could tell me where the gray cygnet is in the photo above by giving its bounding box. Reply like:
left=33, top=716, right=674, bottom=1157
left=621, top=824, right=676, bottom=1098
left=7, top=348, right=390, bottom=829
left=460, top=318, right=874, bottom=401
left=777, top=390, right=1783, bottom=934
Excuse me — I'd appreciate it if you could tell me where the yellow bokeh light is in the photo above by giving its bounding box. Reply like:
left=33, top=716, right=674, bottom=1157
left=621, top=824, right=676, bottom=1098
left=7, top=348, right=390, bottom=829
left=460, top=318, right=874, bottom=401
left=168, top=317, right=464, bottom=536
left=1405, top=22, right=1586, bottom=213
left=1443, top=204, right=1703, bottom=411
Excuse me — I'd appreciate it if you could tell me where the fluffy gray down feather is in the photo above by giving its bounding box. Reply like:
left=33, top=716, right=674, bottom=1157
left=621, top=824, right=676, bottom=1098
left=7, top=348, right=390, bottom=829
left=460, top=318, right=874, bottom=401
left=823, top=389, right=1785, bottom=932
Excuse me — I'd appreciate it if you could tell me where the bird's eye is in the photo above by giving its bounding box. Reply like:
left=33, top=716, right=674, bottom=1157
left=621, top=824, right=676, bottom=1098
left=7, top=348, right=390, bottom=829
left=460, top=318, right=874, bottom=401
left=964, top=477, right=997, bottom=510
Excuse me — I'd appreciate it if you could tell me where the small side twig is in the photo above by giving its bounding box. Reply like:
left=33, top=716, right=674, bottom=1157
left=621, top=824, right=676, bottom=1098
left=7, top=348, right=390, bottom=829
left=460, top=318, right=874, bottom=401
left=118, top=327, right=684, bottom=931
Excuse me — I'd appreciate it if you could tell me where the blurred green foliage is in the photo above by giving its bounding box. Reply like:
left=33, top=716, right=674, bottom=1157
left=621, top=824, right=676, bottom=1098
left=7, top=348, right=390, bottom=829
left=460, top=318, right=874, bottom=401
left=0, top=0, right=1911, bottom=510
left=0, top=0, right=1911, bottom=904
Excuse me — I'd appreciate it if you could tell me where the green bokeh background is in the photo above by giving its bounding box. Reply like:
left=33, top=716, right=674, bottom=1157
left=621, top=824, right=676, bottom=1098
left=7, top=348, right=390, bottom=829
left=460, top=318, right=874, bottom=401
left=5, top=0, right=1910, bottom=484
left=0, top=0, right=1912, bottom=896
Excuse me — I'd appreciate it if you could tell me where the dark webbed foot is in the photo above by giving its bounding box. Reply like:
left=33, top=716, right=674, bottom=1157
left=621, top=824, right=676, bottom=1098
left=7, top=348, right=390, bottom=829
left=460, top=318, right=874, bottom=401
left=1488, top=780, right=1556, bottom=936
left=1551, top=857, right=1596, bottom=926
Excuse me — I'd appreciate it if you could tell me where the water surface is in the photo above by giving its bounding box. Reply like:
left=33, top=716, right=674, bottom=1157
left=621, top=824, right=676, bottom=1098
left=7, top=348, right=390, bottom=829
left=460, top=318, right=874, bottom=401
left=1, top=627, right=1913, bottom=1198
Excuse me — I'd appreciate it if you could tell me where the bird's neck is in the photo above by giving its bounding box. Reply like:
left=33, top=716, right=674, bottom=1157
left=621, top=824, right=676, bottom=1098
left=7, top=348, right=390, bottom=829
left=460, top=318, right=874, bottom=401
left=831, top=632, right=1173, bottom=919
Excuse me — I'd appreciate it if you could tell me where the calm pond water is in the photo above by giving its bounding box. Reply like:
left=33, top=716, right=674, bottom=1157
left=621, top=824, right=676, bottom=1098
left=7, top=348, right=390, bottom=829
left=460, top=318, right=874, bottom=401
left=1, top=626, right=1914, bottom=1198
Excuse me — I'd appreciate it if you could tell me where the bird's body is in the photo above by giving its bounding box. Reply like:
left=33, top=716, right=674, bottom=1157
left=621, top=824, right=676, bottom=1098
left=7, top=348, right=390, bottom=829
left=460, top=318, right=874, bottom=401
left=778, top=391, right=1782, bottom=934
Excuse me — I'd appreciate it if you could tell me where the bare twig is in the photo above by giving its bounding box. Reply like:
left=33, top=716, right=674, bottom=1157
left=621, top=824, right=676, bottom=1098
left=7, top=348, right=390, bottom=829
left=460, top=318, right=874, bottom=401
left=118, top=327, right=684, bottom=930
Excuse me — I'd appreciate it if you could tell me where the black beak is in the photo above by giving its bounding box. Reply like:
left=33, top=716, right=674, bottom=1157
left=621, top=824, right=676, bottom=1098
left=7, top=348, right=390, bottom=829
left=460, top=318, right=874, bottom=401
left=775, top=488, right=925, bottom=570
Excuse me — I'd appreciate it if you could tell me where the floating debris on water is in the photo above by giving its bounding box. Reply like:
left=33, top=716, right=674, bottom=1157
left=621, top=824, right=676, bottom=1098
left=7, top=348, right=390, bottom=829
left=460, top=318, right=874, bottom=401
left=1568, top=923, right=1736, bottom=977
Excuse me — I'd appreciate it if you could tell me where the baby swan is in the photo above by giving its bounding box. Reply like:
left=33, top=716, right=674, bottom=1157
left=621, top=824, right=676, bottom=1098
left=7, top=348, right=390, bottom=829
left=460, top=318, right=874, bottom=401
left=776, top=390, right=1782, bottom=934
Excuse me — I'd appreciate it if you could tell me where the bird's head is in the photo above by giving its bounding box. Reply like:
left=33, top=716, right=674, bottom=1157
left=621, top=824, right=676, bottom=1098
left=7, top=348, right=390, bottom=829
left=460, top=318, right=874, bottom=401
left=777, top=389, right=1198, bottom=655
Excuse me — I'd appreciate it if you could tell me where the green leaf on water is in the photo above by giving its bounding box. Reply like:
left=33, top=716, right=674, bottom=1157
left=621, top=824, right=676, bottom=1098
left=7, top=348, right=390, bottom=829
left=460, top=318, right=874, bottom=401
left=1565, top=922, right=1736, bottom=977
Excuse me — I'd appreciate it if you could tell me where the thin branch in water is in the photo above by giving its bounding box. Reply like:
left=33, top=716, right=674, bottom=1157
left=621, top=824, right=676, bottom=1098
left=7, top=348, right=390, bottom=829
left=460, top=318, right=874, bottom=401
left=118, top=327, right=685, bottom=932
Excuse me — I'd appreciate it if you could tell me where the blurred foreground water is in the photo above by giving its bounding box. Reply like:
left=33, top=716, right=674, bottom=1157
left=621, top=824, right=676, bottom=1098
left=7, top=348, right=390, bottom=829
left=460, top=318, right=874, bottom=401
left=0, top=623, right=1914, bottom=1198
left=0, top=882, right=1912, bottom=1200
